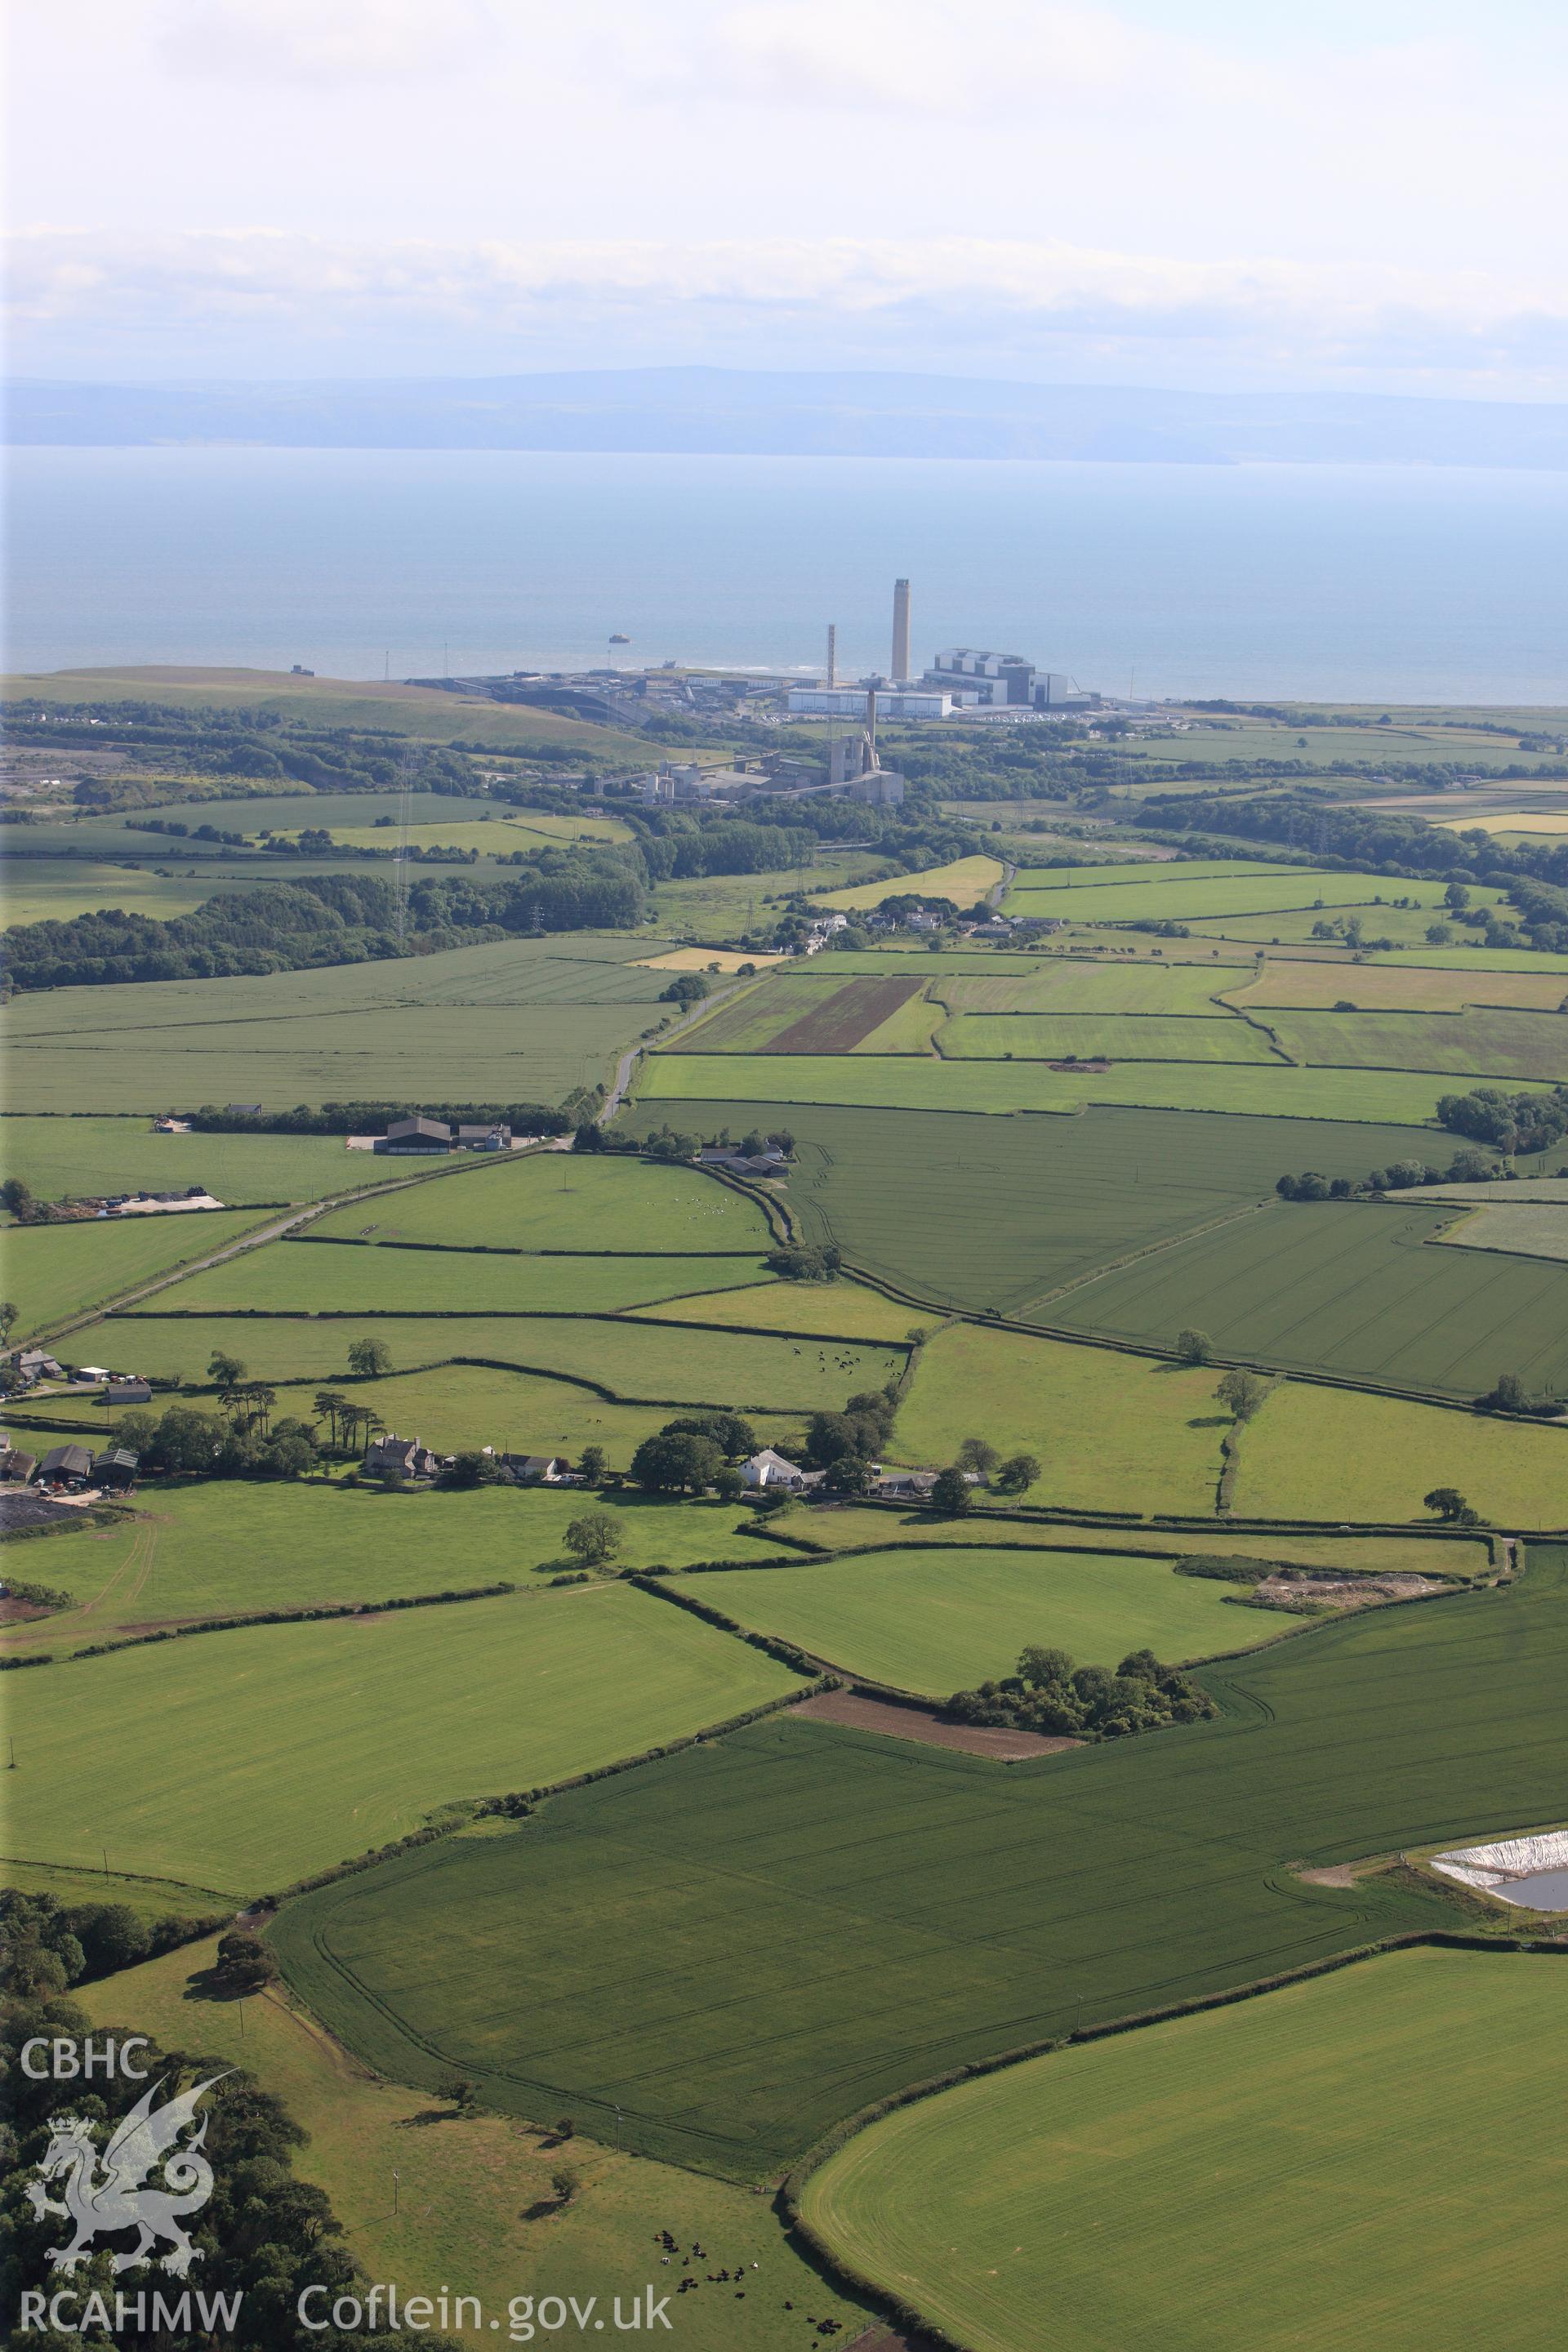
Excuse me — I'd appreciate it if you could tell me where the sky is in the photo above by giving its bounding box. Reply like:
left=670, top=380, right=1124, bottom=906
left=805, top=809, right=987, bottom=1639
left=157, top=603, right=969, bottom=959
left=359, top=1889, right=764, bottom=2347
left=7, top=0, right=1568, bottom=398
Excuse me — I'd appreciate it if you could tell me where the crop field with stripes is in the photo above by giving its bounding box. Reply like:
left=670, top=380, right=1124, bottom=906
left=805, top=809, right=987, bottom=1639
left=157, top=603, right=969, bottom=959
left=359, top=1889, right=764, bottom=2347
left=800, top=1946, right=1568, bottom=2352
left=270, top=1548, right=1568, bottom=2174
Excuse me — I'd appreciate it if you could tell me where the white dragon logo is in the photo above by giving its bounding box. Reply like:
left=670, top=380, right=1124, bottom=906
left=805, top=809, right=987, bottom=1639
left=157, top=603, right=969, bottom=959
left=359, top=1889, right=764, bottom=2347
left=25, top=2073, right=229, bottom=2277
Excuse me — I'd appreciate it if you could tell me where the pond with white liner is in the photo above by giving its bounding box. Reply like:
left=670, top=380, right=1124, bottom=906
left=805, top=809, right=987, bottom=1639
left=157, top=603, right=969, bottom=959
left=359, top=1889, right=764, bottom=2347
left=1432, top=1829, right=1568, bottom=1913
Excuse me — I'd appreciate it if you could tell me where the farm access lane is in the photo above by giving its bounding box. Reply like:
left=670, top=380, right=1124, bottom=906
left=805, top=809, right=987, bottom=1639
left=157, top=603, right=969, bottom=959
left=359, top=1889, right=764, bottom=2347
left=603, top=970, right=759, bottom=1122
left=7, top=1158, right=497, bottom=1359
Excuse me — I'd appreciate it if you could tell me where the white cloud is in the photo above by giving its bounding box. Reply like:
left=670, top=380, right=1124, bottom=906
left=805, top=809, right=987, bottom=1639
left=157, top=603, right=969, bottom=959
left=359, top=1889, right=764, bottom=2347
left=11, top=227, right=1568, bottom=395
left=154, top=0, right=494, bottom=85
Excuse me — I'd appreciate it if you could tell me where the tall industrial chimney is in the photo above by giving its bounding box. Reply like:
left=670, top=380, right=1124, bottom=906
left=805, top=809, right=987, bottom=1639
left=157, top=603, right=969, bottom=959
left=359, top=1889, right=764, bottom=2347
left=826, top=623, right=837, bottom=688
left=891, top=578, right=911, bottom=683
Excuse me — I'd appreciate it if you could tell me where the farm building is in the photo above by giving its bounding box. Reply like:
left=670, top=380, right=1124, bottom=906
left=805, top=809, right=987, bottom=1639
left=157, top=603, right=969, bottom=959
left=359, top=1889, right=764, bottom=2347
left=14, top=1352, right=64, bottom=1387
left=742, top=1447, right=809, bottom=1492
left=92, top=1447, right=140, bottom=1493
left=106, top=1379, right=153, bottom=1406
left=39, top=1443, right=94, bottom=1490
left=873, top=1469, right=940, bottom=1502
left=375, top=1117, right=452, bottom=1155
left=499, top=1453, right=572, bottom=1484
left=0, top=1448, right=38, bottom=1484
left=698, top=1147, right=788, bottom=1176
left=457, top=1123, right=512, bottom=1151
left=363, top=1433, right=440, bottom=1479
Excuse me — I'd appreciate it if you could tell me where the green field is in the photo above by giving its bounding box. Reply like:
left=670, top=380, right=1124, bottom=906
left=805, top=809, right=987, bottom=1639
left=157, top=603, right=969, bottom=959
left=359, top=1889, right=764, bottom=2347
left=0, top=1481, right=799, bottom=1653
left=91, top=1310, right=906, bottom=1414
left=1227, top=960, right=1568, bottom=1012
left=160, top=1238, right=773, bottom=1316
left=814, top=854, right=1004, bottom=911
left=2, top=1209, right=270, bottom=1339
left=1, top=858, right=220, bottom=926
left=0, top=1116, right=382, bottom=1206
left=799, top=1946, right=1568, bottom=2352
left=309, top=1150, right=773, bottom=1253
left=1053, top=1200, right=1568, bottom=1400
left=3, top=666, right=644, bottom=755
left=79, top=1936, right=870, bottom=2352
left=6, top=1582, right=799, bottom=1895
left=793, top=1510, right=1487, bottom=1581
left=625, top=1102, right=1426, bottom=1316
left=270, top=1545, right=1568, bottom=2172
left=894, top=1325, right=1228, bottom=1513
left=1003, top=869, right=1463, bottom=925
left=639, top=1053, right=1486, bottom=1123
left=1437, top=1203, right=1568, bottom=1262
left=1009, top=858, right=1297, bottom=890
left=1234, top=1381, right=1568, bottom=1527
left=936, top=960, right=1247, bottom=1014
left=941, top=1013, right=1282, bottom=1062
left=670, top=1544, right=1279, bottom=1690
left=648, top=858, right=888, bottom=936
left=630, top=1277, right=927, bottom=1343
left=3, top=938, right=675, bottom=1113
left=1270, top=1006, right=1568, bottom=1079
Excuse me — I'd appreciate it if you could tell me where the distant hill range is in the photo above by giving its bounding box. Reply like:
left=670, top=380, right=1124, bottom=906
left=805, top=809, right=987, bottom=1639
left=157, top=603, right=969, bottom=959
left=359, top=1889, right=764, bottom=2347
left=12, top=368, right=1568, bottom=469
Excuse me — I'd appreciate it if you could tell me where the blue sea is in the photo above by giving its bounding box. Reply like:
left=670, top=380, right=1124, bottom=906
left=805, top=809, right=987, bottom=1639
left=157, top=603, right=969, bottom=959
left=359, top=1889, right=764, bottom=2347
left=7, top=446, right=1568, bottom=703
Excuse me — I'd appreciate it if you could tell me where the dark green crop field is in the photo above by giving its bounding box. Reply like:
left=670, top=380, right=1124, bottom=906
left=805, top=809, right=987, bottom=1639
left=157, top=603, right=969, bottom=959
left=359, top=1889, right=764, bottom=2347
left=625, top=1100, right=1432, bottom=1315
left=272, top=1546, right=1568, bottom=2177
left=1271, top=1007, right=1568, bottom=1080
left=1054, top=1199, right=1568, bottom=1398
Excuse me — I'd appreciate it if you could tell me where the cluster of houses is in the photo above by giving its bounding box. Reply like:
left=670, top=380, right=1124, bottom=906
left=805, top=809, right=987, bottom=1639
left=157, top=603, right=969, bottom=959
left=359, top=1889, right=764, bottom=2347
left=363, top=1432, right=572, bottom=1484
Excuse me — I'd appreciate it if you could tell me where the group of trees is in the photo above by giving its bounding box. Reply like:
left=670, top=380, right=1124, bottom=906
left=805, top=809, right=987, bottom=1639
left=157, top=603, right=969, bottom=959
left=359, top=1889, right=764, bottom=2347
left=2, top=1890, right=220, bottom=1994
left=629, top=1410, right=760, bottom=1496
left=1435, top=1084, right=1568, bottom=1159
left=1273, top=1147, right=1508, bottom=1198
left=2, top=1968, right=451, bottom=2347
left=944, top=1645, right=1218, bottom=1742
left=2, top=855, right=647, bottom=991
left=114, top=1345, right=403, bottom=1481
left=766, top=1242, right=840, bottom=1281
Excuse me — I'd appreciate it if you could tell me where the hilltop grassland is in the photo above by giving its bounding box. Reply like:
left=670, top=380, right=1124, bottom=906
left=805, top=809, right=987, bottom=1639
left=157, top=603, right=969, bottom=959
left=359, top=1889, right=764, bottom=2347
left=272, top=1548, right=1568, bottom=2172
left=2, top=1208, right=273, bottom=1339
left=2, top=665, right=645, bottom=755
left=2, top=938, right=674, bottom=1113
left=6, top=1581, right=799, bottom=1895
left=670, top=1544, right=1281, bottom=1691
left=79, top=1936, right=870, bottom=2352
left=799, top=1947, right=1568, bottom=2352
left=1233, top=1383, right=1568, bottom=1526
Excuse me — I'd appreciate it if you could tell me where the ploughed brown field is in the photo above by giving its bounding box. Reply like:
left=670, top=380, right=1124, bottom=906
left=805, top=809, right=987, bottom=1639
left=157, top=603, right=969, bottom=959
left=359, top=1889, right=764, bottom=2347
left=762, top=976, right=925, bottom=1054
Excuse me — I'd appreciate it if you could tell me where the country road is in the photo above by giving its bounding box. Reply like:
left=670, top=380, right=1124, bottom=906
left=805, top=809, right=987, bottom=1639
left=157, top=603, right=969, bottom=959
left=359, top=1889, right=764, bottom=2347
left=602, top=970, right=758, bottom=1124
left=7, top=1163, right=470, bottom=1361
